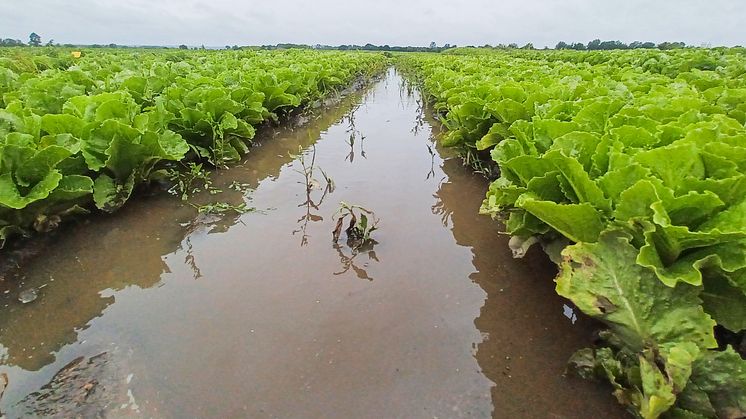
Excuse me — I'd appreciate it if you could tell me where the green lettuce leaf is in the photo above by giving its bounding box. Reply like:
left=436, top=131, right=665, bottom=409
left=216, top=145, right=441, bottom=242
left=516, top=193, right=605, bottom=243
left=557, top=230, right=717, bottom=352
left=676, top=347, right=746, bottom=418
left=700, top=274, right=746, bottom=332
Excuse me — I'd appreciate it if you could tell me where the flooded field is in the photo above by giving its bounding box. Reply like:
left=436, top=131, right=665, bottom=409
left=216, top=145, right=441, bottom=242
left=0, top=70, right=624, bottom=418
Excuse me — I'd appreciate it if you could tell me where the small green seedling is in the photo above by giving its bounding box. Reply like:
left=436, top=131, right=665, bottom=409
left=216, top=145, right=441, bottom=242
left=167, top=162, right=217, bottom=200
left=190, top=202, right=253, bottom=215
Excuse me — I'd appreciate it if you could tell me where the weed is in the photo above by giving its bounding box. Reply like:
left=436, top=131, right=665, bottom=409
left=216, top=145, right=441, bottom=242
left=190, top=202, right=254, bottom=215
left=167, top=162, right=219, bottom=200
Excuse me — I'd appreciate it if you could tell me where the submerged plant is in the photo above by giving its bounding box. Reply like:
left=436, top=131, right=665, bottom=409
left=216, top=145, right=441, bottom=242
left=332, top=202, right=379, bottom=248
left=425, top=143, right=436, bottom=180
left=228, top=181, right=253, bottom=193
left=290, top=145, right=334, bottom=246
left=167, top=162, right=216, bottom=201
left=343, top=106, right=366, bottom=162
left=190, top=201, right=253, bottom=215
left=290, top=145, right=333, bottom=194
left=331, top=202, right=380, bottom=280
left=412, top=97, right=426, bottom=135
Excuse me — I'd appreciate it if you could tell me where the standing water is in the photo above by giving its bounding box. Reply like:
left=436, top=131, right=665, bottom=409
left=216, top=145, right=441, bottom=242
left=0, top=70, right=624, bottom=418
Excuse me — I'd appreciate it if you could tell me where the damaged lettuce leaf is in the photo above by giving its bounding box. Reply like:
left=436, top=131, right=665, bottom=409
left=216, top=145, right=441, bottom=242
left=568, top=343, right=701, bottom=419
left=556, top=230, right=717, bottom=352
left=557, top=230, right=719, bottom=418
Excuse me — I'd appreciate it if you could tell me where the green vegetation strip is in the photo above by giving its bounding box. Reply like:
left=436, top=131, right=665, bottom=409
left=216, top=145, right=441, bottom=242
left=398, top=48, right=746, bottom=418
left=0, top=48, right=388, bottom=244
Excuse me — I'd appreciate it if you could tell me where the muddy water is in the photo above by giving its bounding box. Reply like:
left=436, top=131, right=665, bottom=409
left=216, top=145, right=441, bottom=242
left=0, top=70, right=624, bottom=418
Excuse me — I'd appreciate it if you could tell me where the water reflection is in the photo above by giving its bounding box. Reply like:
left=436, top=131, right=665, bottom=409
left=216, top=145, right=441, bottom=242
left=412, top=97, right=427, bottom=135
left=343, top=104, right=367, bottom=162
left=425, top=143, right=437, bottom=180
left=332, top=241, right=380, bottom=281
left=432, top=150, right=623, bottom=417
left=0, top=87, right=370, bottom=376
left=0, top=219, right=183, bottom=372
left=183, top=236, right=203, bottom=280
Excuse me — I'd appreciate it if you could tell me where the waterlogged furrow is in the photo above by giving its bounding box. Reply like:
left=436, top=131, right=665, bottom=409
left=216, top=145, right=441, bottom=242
left=399, top=49, right=746, bottom=418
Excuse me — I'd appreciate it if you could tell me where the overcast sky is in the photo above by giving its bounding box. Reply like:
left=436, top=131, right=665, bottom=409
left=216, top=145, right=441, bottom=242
left=0, top=0, right=743, bottom=47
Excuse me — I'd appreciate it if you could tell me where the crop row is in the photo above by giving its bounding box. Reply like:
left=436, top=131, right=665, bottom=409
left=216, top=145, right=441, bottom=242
left=0, top=48, right=388, bottom=245
left=398, top=48, right=746, bottom=418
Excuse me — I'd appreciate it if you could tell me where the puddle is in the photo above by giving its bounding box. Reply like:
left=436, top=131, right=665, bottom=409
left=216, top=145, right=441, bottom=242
left=0, top=70, right=624, bottom=418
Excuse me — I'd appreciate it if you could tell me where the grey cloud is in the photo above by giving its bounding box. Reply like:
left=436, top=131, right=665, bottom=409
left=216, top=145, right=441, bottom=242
left=0, top=0, right=742, bottom=47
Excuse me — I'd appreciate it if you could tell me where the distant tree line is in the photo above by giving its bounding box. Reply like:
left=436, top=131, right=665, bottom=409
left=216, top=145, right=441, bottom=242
left=472, top=43, right=535, bottom=50
left=254, top=42, right=456, bottom=52
left=556, top=39, right=688, bottom=51
left=0, top=33, right=709, bottom=53
left=1, top=38, right=26, bottom=47
left=1, top=33, right=59, bottom=47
